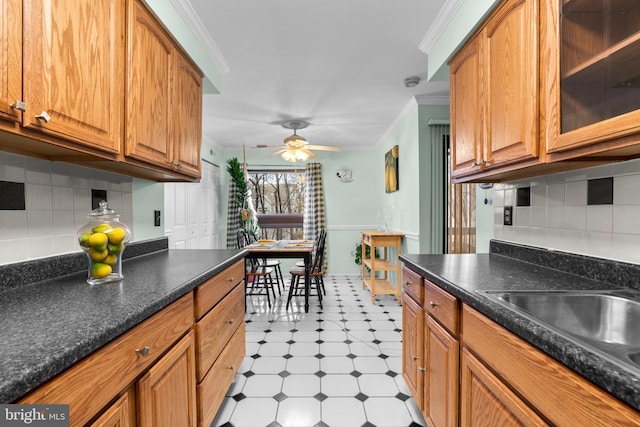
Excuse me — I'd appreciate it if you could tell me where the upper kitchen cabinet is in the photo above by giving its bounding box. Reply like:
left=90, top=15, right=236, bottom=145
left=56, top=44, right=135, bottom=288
left=21, top=0, right=124, bottom=153
left=450, top=0, right=539, bottom=182
left=0, top=0, right=22, bottom=125
left=545, top=0, right=640, bottom=160
left=125, top=0, right=203, bottom=179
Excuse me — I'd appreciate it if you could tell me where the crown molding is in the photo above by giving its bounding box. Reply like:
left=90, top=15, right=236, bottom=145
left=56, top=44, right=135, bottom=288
left=171, top=0, right=230, bottom=74
left=418, top=0, right=465, bottom=54
left=415, top=94, right=450, bottom=105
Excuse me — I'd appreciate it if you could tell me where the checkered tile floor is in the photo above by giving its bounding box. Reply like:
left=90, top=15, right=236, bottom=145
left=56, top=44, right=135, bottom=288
left=212, top=275, right=426, bottom=427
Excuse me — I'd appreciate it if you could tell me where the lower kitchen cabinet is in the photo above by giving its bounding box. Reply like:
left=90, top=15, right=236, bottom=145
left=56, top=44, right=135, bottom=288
left=402, top=292, right=424, bottom=408
left=424, top=315, right=459, bottom=427
left=462, top=304, right=640, bottom=426
left=137, top=331, right=197, bottom=427
left=401, top=268, right=460, bottom=427
left=460, top=347, right=546, bottom=427
left=89, top=389, right=136, bottom=427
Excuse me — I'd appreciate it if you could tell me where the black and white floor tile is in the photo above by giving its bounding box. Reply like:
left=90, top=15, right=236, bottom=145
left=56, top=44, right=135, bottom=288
left=212, top=275, right=426, bottom=427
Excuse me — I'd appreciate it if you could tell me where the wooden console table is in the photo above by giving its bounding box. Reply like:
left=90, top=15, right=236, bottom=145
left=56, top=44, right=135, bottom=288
left=361, top=231, right=404, bottom=303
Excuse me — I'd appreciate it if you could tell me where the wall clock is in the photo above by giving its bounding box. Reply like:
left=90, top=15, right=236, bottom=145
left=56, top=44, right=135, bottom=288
left=336, top=167, right=353, bottom=182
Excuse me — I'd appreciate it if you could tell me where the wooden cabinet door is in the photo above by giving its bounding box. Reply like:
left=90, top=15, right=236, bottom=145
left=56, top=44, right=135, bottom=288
left=90, top=388, right=136, bottom=427
left=22, top=0, right=123, bottom=153
left=460, top=348, right=548, bottom=427
left=425, top=315, right=459, bottom=427
left=450, top=35, right=482, bottom=178
left=138, top=331, right=197, bottom=427
left=125, top=0, right=173, bottom=169
left=482, top=0, right=538, bottom=169
left=0, top=0, right=22, bottom=124
left=173, top=50, right=202, bottom=178
left=402, top=294, right=424, bottom=409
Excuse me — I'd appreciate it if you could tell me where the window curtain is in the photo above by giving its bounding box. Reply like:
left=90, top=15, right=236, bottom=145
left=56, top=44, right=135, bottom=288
left=226, top=182, right=242, bottom=248
left=425, top=120, right=449, bottom=253
left=303, top=163, right=327, bottom=269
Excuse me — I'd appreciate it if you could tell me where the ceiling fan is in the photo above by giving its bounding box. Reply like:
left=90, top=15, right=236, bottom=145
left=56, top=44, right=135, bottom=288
left=255, top=120, right=342, bottom=162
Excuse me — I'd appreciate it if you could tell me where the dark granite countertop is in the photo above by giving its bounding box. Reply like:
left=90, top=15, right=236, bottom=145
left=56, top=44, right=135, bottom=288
left=399, top=241, right=640, bottom=412
left=0, top=240, right=245, bottom=404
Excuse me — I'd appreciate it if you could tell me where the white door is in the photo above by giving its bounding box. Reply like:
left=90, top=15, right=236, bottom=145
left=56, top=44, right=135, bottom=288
left=164, top=161, right=219, bottom=249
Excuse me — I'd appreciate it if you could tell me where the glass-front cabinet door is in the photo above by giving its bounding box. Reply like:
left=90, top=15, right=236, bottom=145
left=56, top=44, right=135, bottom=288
left=546, top=0, right=640, bottom=154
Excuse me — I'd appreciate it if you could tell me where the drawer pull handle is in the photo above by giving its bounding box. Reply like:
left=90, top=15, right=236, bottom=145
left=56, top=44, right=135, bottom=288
left=35, top=111, right=51, bottom=123
left=418, top=367, right=426, bottom=373
left=228, top=277, right=234, bottom=282
left=135, top=346, right=150, bottom=357
left=429, top=301, right=439, bottom=309
left=10, top=100, right=26, bottom=112
left=226, top=318, right=235, bottom=325
left=228, top=365, right=235, bottom=370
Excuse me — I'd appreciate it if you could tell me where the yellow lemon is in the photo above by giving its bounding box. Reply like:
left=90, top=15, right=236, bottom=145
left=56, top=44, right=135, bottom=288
left=104, top=254, right=118, bottom=265
left=106, top=227, right=126, bottom=244
left=88, top=232, right=108, bottom=251
left=88, top=247, right=108, bottom=262
left=78, top=232, right=92, bottom=248
left=92, top=223, right=112, bottom=234
left=91, top=263, right=112, bottom=279
left=108, top=242, right=125, bottom=255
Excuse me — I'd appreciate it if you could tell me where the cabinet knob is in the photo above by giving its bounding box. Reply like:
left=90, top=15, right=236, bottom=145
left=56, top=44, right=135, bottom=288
left=135, top=346, right=151, bottom=357
left=472, top=159, right=486, bottom=167
left=411, top=355, right=419, bottom=361
left=226, top=318, right=235, bottom=325
left=418, top=367, right=426, bottom=373
left=429, top=301, right=439, bottom=309
left=35, top=111, right=51, bottom=123
left=171, top=161, right=180, bottom=167
left=228, top=365, right=235, bottom=370
left=228, top=277, right=234, bottom=283
left=9, top=100, right=26, bottom=112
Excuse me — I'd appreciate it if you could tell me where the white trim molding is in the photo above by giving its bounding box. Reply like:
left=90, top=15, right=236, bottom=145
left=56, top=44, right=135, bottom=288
left=171, top=0, right=230, bottom=74
left=419, top=0, right=465, bottom=55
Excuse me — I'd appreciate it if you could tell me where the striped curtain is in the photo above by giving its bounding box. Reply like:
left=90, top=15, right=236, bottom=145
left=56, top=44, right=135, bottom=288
left=303, top=163, right=325, bottom=240
left=226, top=182, right=243, bottom=248
left=303, top=163, right=326, bottom=269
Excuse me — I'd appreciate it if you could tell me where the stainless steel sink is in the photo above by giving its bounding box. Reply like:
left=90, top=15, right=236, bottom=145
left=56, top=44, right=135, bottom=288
left=480, top=289, right=640, bottom=371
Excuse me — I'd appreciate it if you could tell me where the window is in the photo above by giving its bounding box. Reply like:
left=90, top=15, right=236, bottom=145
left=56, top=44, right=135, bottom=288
left=248, top=169, right=305, bottom=240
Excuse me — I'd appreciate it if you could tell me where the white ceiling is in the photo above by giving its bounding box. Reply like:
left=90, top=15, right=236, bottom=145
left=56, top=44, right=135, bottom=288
left=187, top=0, right=451, bottom=153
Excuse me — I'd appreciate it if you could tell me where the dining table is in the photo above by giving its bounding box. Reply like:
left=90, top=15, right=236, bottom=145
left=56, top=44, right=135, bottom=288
left=244, top=239, right=315, bottom=312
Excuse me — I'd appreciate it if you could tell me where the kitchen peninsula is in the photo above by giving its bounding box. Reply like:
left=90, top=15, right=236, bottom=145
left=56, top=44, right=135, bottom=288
left=0, top=237, right=246, bottom=427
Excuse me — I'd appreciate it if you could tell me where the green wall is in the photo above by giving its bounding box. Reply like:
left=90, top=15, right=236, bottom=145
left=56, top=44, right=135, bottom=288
left=132, top=179, right=164, bottom=241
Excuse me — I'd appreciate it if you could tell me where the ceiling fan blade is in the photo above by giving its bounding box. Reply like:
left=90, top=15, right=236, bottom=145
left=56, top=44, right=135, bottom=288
left=271, top=148, right=290, bottom=155
left=250, top=144, right=286, bottom=149
left=300, top=148, right=318, bottom=158
left=306, top=144, right=342, bottom=152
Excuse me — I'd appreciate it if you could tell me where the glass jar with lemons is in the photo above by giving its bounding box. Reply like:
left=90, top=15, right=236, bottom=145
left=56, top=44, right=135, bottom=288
left=77, top=200, right=131, bottom=285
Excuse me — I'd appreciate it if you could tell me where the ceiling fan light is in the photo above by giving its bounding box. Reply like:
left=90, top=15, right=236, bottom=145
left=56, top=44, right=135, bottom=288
left=281, top=148, right=309, bottom=162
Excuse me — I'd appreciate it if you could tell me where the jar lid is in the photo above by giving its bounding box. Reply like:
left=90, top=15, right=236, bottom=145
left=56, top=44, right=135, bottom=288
left=87, top=200, right=117, bottom=218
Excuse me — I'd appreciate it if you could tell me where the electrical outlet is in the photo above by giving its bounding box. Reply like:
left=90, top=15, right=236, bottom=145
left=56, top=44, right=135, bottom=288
left=504, top=206, right=513, bottom=226
left=154, top=210, right=161, bottom=226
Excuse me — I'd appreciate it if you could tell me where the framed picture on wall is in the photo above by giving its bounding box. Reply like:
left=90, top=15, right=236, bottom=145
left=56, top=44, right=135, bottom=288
left=385, top=145, right=399, bottom=193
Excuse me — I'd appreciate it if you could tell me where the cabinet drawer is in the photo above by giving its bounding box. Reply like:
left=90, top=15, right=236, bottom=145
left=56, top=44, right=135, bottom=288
left=195, top=283, right=244, bottom=382
left=402, top=266, right=423, bottom=306
left=195, top=260, right=244, bottom=319
left=20, top=292, right=194, bottom=427
left=424, top=280, right=459, bottom=335
left=197, top=323, right=245, bottom=427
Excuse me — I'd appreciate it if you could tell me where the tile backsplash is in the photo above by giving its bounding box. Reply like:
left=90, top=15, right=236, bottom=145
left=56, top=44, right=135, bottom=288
left=494, top=158, right=640, bottom=265
left=0, top=152, right=133, bottom=265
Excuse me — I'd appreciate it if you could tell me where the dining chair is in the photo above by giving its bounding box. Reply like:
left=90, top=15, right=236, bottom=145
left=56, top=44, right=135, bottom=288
left=237, top=229, right=277, bottom=308
left=286, top=231, right=327, bottom=309
left=248, top=230, right=284, bottom=295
